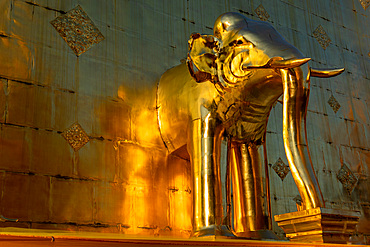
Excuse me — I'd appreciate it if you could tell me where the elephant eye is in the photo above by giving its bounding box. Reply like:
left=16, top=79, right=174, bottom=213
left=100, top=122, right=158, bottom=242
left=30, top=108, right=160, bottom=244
left=228, top=40, right=238, bottom=46
left=229, top=38, right=252, bottom=47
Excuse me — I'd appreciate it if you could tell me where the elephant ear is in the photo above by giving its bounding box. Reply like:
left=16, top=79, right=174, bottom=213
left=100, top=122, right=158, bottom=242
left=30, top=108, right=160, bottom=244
left=187, top=33, right=219, bottom=83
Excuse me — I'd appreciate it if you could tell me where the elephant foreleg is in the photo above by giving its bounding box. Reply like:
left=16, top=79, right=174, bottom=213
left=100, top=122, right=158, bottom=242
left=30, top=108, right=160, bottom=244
left=281, top=67, right=325, bottom=210
left=228, top=142, right=267, bottom=236
left=189, top=111, right=233, bottom=237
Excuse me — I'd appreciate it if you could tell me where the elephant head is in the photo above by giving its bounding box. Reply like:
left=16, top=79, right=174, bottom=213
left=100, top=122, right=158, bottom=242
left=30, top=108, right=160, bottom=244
left=187, top=12, right=344, bottom=212
left=189, top=12, right=343, bottom=88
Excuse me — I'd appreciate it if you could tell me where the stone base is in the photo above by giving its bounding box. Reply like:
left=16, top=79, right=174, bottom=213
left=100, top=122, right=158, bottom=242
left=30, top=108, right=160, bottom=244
left=274, top=207, right=360, bottom=244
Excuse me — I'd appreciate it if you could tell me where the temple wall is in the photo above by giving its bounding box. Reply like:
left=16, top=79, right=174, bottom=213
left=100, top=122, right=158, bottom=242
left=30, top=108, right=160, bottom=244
left=0, top=0, right=368, bottom=240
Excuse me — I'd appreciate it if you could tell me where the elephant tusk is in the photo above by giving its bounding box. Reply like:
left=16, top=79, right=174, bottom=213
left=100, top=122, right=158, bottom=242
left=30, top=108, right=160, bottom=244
left=310, top=67, right=345, bottom=78
left=245, top=57, right=311, bottom=70
left=269, top=57, right=311, bottom=68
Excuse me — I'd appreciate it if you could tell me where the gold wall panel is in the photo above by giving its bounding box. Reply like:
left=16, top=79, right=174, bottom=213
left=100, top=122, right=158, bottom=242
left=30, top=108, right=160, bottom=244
left=0, top=79, right=6, bottom=123
left=7, top=80, right=53, bottom=129
left=0, top=0, right=368, bottom=243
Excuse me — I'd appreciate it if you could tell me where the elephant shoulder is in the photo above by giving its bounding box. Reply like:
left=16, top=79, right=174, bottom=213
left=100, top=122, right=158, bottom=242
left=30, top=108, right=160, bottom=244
left=159, top=63, right=193, bottom=87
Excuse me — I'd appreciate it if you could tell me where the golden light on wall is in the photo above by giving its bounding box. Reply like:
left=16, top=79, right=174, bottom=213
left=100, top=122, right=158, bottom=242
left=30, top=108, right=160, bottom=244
left=0, top=0, right=368, bottom=244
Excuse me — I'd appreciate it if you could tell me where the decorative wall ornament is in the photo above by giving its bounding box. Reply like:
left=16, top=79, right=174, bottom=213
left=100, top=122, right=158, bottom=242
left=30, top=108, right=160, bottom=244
left=50, top=5, right=104, bottom=56
left=337, top=164, right=358, bottom=194
left=313, top=25, right=331, bottom=50
left=272, top=158, right=290, bottom=181
left=359, top=0, right=370, bottom=10
left=328, top=95, right=341, bottom=113
left=254, top=4, right=270, bottom=21
left=61, top=123, right=90, bottom=151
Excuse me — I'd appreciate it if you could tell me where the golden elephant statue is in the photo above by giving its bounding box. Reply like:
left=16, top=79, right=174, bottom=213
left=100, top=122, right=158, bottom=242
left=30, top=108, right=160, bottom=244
left=156, top=12, right=343, bottom=238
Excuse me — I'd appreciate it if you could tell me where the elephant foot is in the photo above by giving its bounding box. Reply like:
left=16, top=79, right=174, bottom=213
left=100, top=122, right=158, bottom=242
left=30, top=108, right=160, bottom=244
left=192, top=225, right=235, bottom=238
left=234, top=229, right=279, bottom=240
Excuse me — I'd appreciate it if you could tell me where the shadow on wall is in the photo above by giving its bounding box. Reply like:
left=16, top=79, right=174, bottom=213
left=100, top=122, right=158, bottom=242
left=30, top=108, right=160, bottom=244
left=87, top=82, right=193, bottom=236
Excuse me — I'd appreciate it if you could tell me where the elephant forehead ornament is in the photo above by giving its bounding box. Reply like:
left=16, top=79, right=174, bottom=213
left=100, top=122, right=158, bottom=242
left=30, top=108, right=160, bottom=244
left=157, top=12, right=344, bottom=238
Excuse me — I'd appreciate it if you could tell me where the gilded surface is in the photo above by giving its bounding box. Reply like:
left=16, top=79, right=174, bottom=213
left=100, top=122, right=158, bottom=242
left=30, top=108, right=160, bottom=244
left=159, top=12, right=344, bottom=238
left=274, top=207, right=360, bottom=243
left=0, top=0, right=368, bottom=244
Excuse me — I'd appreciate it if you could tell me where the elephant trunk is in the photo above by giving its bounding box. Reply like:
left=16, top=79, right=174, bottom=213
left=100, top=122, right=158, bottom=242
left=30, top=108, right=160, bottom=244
left=280, top=66, right=325, bottom=210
